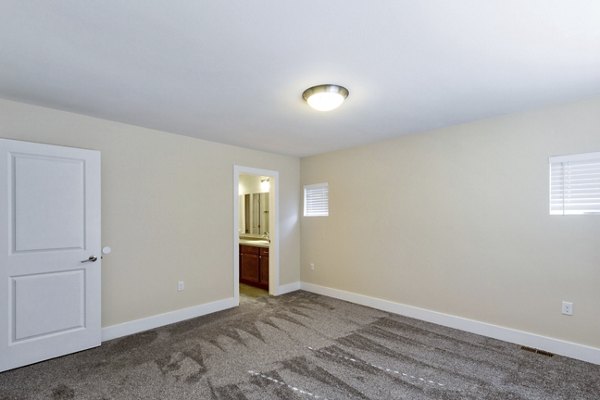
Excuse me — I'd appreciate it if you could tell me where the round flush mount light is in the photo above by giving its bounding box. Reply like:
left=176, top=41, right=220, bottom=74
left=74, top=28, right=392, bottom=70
left=302, top=84, right=349, bottom=112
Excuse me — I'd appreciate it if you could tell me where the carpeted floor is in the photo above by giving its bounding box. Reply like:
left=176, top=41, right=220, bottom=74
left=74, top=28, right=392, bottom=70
left=0, top=291, right=599, bottom=399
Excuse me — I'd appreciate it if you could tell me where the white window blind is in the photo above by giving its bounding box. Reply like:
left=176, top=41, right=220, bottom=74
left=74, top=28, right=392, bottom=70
left=550, top=152, right=600, bottom=215
left=304, top=183, right=329, bottom=217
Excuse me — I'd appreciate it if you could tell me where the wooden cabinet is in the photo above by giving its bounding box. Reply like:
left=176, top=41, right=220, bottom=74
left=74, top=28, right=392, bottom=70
left=240, top=245, right=259, bottom=284
left=239, top=245, right=269, bottom=290
left=259, top=247, right=269, bottom=285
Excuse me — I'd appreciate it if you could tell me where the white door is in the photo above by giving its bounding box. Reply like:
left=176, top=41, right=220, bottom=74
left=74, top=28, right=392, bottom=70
left=0, top=139, right=101, bottom=372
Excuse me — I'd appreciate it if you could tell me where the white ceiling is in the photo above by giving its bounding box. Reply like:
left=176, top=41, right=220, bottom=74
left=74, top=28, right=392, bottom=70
left=1, top=1, right=599, bottom=157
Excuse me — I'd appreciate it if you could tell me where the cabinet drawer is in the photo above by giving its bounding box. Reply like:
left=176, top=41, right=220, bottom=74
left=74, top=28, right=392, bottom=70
left=240, top=245, right=260, bottom=255
left=260, top=247, right=269, bottom=256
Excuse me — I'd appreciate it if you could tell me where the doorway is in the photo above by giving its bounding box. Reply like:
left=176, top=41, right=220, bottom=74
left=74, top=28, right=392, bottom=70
left=233, top=166, right=279, bottom=306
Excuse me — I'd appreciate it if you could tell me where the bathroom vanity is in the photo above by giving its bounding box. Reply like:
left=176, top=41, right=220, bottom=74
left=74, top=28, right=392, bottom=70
left=239, top=240, right=269, bottom=290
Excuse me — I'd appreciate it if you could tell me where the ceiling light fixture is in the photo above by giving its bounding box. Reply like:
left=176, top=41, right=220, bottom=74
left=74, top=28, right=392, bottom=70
left=260, top=177, right=270, bottom=192
left=302, top=84, right=349, bottom=112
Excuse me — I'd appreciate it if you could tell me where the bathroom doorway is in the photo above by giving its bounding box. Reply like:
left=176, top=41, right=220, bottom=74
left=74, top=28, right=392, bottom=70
left=233, top=166, right=279, bottom=306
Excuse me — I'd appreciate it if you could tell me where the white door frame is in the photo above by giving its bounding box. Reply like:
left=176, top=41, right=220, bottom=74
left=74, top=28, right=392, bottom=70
left=233, top=165, right=279, bottom=305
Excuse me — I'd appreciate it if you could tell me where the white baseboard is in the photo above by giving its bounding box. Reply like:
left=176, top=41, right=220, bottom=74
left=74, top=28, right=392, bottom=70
left=102, top=283, right=302, bottom=343
left=101, top=297, right=236, bottom=342
left=277, top=281, right=301, bottom=295
left=300, top=282, right=600, bottom=365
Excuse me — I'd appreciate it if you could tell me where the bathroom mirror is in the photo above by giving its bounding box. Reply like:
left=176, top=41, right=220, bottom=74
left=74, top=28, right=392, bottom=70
left=240, top=193, right=269, bottom=235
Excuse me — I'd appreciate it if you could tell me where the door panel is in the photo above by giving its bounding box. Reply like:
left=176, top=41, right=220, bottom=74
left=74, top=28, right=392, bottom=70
left=12, top=270, right=85, bottom=341
left=259, top=252, right=269, bottom=285
left=240, top=254, right=259, bottom=283
left=13, top=154, right=85, bottom=252
left=0, top=139, right=101, bottom=372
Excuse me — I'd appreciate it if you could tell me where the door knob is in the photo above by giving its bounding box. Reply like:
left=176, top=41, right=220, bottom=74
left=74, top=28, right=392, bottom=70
left=81, top=256, right=98, bottom=263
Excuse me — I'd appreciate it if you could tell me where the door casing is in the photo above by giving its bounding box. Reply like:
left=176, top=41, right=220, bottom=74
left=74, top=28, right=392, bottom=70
left=233, top=165, right=279, bottom=304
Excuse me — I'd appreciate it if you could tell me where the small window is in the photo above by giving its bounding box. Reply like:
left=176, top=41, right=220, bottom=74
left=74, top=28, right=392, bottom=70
left=304, top=183, right=329, bottom=217
left=550, top=152, right=600, bottom=215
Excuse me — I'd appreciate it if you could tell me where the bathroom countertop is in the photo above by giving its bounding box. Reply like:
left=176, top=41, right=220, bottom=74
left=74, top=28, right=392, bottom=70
left=239, top=239, right=270, bottom=248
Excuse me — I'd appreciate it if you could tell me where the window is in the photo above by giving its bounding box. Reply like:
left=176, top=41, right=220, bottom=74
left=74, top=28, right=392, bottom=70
left=550, top=152, right=600, bottom=215
left=304, top=183, right=329, bottom=217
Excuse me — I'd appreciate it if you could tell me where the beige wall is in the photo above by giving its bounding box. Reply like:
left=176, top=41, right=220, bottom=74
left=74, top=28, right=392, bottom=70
left=3, top=95, right=599, bottom=349
left=301, top=96, right=600, bottom=348
left=239, top=174, right=263, bottom=195
left=0, top=98, right=300, bottom=327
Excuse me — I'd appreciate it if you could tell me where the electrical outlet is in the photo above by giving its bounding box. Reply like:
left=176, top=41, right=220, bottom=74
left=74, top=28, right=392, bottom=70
left=177, top=280, right=185, bottom=292
left=561, top=301, right=573, bottom=316
left=309, top=262, right=315, bottom=271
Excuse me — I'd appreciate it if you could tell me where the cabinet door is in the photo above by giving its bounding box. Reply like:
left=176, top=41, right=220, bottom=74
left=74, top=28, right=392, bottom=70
left=241, top=253, right=260, bottom=283
left=259, top=248, right=269, bottom=285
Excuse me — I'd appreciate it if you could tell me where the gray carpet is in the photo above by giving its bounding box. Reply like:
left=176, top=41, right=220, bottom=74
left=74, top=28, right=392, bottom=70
left=0, top=291, right=599, bottom=399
